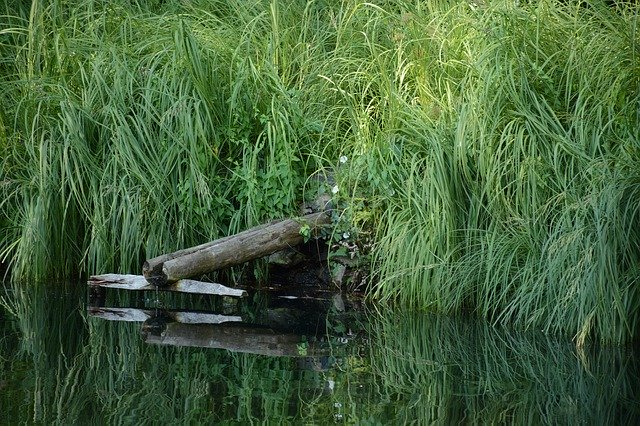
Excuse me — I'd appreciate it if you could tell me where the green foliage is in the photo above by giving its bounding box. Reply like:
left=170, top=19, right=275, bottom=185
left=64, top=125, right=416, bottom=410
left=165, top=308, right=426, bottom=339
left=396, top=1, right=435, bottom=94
left=0, top=0, right=639, bottom=342
left=0, top=0, right=325, bottom=279
left=367, top=0, right=640, bottom=344
left=298, top=223, right=311, bottom=242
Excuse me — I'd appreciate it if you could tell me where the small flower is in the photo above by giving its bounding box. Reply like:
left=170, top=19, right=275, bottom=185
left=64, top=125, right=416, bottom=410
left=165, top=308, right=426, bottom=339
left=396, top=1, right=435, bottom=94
left=339, top=155, right=348, bottom=164
left=332, top=185, right=339, bottom=194
left=342, top=232, right=350, bottom=240
left=326, top=379, right=335, bottom=391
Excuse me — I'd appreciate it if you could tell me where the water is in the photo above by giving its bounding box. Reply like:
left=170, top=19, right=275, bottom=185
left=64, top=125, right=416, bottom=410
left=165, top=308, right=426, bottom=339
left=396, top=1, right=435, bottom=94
left=1, top=281, right=638, bottom=425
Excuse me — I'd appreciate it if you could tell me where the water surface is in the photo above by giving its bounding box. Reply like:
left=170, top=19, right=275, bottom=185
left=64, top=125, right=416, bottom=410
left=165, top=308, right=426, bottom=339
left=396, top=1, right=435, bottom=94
left=1, top=281, right=638, bottom=424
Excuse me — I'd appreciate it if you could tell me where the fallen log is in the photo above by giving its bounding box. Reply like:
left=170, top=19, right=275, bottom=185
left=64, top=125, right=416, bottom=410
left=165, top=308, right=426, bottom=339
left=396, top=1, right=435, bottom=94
left=142, top=221, right=276, bottom=285
left=143, top=211, right=331, bottom=287
left=87, top=274, right=247, bottom=297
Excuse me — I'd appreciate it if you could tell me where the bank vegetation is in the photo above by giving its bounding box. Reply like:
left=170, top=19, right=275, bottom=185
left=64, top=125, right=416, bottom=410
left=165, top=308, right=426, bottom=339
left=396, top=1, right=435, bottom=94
left=1, top=0, right=639, bottom=344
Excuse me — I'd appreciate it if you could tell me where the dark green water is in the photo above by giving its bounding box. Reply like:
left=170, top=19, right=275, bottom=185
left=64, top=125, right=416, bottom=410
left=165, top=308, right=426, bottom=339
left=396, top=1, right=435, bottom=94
left=1, top=281, right=638, bottom=425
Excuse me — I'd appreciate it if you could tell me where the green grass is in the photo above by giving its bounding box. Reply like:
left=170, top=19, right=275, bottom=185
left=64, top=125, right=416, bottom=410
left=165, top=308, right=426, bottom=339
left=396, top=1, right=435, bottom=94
left=1, top=0, right=329, bottom=278
left=368, top=0, right=640, bottom=344
left=1, top=0, right=639, bottom=343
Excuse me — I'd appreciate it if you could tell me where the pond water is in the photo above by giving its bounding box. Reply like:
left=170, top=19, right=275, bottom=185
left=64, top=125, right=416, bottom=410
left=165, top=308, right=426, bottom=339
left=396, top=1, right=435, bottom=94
left=1, top=281, right=638, bottom=425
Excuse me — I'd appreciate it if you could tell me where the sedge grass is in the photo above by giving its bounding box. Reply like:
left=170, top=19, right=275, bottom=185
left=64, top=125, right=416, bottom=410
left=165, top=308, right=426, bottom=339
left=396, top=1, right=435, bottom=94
left=0, top=1, right=639, bottom=343
left=369, top=0, right=640, bottom=344
left=0, top=0, right=334, bottom=278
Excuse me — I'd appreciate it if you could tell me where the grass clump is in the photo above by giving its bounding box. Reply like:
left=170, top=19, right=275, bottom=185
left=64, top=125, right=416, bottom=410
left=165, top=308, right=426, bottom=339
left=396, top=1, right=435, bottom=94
left=369, top=1, right=640, bottom=344
left=0, top=0, right=334, bottom=278
left=1, top=0, right=639, bottom=343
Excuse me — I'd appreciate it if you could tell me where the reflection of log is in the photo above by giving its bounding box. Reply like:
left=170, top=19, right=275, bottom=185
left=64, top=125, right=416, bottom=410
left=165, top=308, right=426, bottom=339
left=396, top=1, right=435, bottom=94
left=143, top=322, right=327, bottom=357
left=87, top=274, right=247, bottom=297
left=143, top=211, right=331, bottom=286
left=87, top=307, right=242, bottom=324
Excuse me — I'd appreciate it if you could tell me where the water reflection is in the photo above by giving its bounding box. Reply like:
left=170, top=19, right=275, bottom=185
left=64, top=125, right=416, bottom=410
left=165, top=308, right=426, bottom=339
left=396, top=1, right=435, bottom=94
left=1, top=282, right=638, bottom=424
left=368, top=311, right=640, bottom=424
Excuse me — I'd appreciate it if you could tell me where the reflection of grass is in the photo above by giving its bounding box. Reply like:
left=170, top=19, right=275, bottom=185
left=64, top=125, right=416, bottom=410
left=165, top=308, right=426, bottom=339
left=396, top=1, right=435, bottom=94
left=367, top=309, right=640, bottom=424
left=2, top=282, right=639, bottom=424
left=0, top=281, right=90, bottom=423
left=1, top=282, right=360, bottom=423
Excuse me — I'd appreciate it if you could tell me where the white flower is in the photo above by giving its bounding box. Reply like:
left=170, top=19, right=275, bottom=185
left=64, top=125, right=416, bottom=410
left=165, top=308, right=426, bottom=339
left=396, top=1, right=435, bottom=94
left=332, top=185, right=339, bottom=194
left=326, top=379, right=335, bottom=392
left=342, top=232, right=350, bottom=240
left=339, top=155, right=348, bottom=164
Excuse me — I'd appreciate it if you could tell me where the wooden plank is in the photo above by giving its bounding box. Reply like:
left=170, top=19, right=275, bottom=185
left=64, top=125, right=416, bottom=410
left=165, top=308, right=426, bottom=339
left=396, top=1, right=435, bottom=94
left=88, top=274, right=149, bottom=289
left=87, top=307, right=243, bottom=324
left=87, top=274, right=247, bottom=297
left=146, top=211, right=331, bottom=286
left=143, top=322, right=328, bottom=357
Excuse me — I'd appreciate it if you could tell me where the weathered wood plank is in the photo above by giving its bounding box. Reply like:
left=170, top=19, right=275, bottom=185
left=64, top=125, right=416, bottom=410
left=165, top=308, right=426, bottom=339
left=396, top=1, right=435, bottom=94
left=87, top=307, right=243, bottom=324
left=87, top=274, right=247, bottom=297
left=146, top=211, right=331, bottom=286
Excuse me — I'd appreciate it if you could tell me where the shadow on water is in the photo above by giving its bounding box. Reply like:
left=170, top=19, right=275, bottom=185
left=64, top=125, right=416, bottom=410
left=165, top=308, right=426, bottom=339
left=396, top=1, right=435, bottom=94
left=1, top=281, right=639, bottom=424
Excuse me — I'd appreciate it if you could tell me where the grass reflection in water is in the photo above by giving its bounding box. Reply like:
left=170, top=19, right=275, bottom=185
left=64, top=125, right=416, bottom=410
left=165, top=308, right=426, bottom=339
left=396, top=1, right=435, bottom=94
left=368, top=310, right=640, bottom=424
left=0, top=282, right=638, bottom=424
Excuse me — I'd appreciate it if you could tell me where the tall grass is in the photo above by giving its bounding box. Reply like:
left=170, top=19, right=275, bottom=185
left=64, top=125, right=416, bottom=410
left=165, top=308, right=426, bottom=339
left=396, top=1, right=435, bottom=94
left=368, top=0, right=640, bottom=344
left=0, top=0, right=339, bottom=279
left=1, top=0, right=639, bottom=343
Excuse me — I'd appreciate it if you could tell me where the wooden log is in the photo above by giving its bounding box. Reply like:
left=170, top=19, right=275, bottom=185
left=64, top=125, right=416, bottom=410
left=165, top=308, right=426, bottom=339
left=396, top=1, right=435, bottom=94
left=87, top=274, right=247, bottom=297
left=143, top=322, right=328, bottom=357
left=146, top=211, right=331, bottom=287
left=87, top=307, right=242, bottom=324
left=142, top=221, right=276, bottom=285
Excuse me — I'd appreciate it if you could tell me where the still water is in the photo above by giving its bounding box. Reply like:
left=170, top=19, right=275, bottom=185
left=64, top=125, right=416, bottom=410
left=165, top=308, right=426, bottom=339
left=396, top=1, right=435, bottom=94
left=1, top=281, right=638, bottom=425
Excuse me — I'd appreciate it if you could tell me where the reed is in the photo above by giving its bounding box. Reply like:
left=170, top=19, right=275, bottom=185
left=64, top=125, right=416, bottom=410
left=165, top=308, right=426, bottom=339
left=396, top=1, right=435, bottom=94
left=368, top=0, right=640, bottom=344
left=1, top=1, right=639, bottom=342
left=0, top=0, right=334, bottom=279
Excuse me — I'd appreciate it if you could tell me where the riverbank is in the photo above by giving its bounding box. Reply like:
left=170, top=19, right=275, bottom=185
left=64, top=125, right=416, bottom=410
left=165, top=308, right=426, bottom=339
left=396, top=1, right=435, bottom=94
left=1, top=0, right=639, bottom=344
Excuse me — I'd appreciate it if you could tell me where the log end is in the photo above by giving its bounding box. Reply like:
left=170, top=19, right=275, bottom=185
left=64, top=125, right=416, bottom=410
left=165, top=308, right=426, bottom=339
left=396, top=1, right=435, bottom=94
left=141, top=260, right=151, bottom=276
left=142, top=261, right=169, bottom=287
